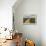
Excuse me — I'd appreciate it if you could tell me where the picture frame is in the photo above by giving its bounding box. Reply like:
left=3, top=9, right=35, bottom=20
left=23, top=15, right=37, bottom=24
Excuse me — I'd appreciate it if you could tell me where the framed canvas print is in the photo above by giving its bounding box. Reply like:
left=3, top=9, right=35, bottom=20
left=23, top=15, right=37, bottom=24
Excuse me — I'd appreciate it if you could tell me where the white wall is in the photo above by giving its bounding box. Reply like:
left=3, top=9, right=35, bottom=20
left=13, top=0, right=46, bottom=46
left=41, top=0, right=46, bottom=46
left=0, top=0, right=16, bottom=30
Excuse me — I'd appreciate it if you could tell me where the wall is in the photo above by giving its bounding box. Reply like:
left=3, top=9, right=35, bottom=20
left=41, top=0, right=46, bottom=46
left=0, top=0, right=16, bottom=30
left=13, top=0, right=42, bottom=46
